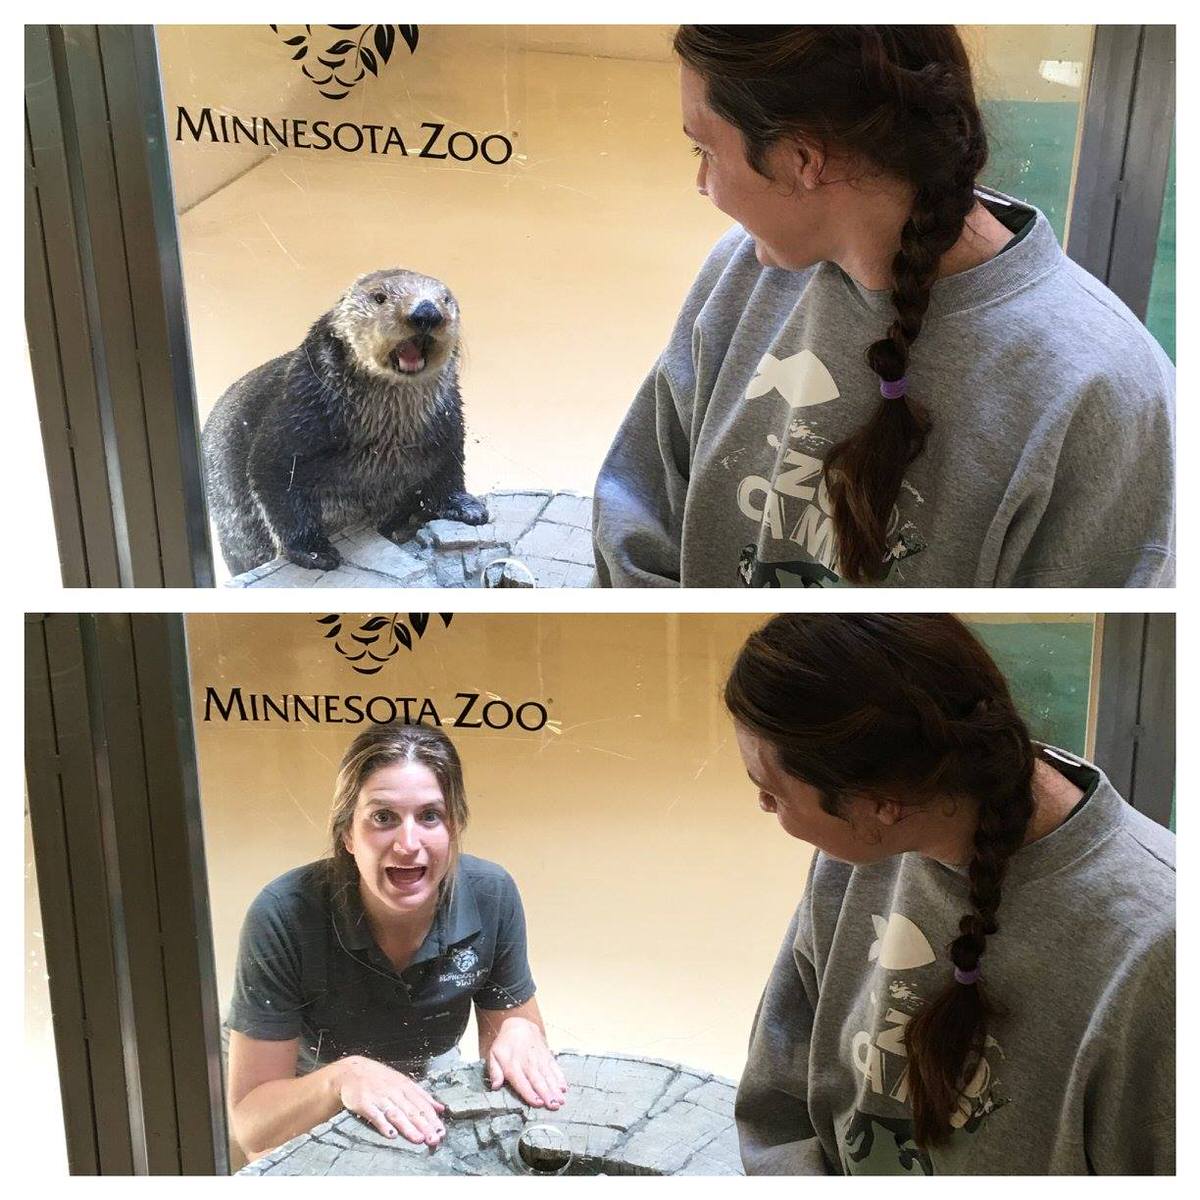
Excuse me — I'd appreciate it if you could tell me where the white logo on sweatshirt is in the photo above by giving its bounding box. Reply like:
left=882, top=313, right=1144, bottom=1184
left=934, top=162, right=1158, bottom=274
left=868, top=913, right=936, bottom=970
left=847, top=910, right=1009, bottom=1146
left=745, top=349, right=841, bottom=409
left=739, top=349, right=842, bottom=572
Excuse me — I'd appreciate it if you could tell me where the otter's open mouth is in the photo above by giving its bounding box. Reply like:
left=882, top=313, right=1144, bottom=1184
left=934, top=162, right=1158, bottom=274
left=389, top=336, right=434, bottom=375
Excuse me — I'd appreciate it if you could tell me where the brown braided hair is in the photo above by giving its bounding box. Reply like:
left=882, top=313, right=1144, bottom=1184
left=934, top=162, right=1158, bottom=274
left=674, top=27, right=989, bottom=582
left=724, top=614, right=1036, bottom=1147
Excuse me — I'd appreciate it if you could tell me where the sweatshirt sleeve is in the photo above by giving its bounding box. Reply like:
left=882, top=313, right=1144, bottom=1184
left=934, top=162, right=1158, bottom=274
left=590, top=354, right=692, bottom=587
left=592, top=225, right=751, bottom=588
left=1003, top=347, right=1175, bottom=587
left=735, top=883, right=832, bottom=1175
left=1083, top=925, right=1175, bottom=1174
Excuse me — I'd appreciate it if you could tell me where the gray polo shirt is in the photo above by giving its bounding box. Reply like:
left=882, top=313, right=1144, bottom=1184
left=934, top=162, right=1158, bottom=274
left=227, top=854, right=536, bottom=1075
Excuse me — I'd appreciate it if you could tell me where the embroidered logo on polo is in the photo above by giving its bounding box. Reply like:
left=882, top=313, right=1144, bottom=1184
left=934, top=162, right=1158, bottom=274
left=451, top=947, right=479, bottom=974
left=439, top=945, right=486, bottom=988
left=734, top=348, right=928, bottom=586
left=841, top=909, right=1008, bottom=1175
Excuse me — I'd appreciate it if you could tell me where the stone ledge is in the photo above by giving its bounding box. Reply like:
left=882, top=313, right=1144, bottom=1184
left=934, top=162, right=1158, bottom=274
left=240, top=1051, right=742, bottom=1176
left=226, top=490, right=595, bottom=589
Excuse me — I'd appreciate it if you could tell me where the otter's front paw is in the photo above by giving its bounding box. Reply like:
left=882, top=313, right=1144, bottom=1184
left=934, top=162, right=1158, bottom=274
left=283, top=541, right=341, bottom=572
left=434, top=491, right=489, bottom=526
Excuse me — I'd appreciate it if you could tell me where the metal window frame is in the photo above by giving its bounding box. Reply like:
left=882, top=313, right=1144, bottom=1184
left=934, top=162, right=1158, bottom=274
left=1066, top=25, right=1176, bottom=320
left=25, top=26, right=213, bottom=587
left=1093, top=613, right=1175, bottom=828
left=25, top=614, right=228, bottom=1175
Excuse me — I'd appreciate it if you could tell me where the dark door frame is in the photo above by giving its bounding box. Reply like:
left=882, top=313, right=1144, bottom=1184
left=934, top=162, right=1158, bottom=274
left=25, top=613, right=228, bottom=1174
left=1066, top=25, right=1175, bottom=319
left=25, top=26, right=213, bottom=587
left=1093, top=613, right=1176, bottom=829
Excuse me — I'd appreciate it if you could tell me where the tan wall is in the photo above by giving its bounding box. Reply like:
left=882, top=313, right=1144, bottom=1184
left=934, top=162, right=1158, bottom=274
left=158, top=26, right=680, bottom=212
left=962, top=25, right=1093, bottom=102
left=159, top=24, right=729, bottom=522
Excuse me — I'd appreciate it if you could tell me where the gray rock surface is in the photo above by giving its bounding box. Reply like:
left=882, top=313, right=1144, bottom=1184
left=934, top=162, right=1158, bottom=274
left=240, top=1052, right=742, bottom=1176
left=226, top=491, right=595, bottom=589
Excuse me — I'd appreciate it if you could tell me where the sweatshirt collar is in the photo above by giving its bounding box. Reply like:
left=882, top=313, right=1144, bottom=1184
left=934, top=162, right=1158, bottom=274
left=835, top=188, right=1061, bottom=319
left=925, top=746, right=1122, bottom=887
left=1001, top=746, right=1121, bottom=886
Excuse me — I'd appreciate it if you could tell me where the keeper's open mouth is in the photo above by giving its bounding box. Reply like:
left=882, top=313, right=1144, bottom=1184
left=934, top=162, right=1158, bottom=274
left=389, top=336, right=433, bottom=374
left=386, top=865, right=427, bottom=887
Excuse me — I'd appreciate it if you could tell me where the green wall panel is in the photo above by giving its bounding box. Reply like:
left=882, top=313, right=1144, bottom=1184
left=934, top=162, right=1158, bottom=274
left=981, top=99, right=1081, bottom=243
left=968, top=619, right=1094, bottom=755
left=1145, top=138, right=1176, bottom=362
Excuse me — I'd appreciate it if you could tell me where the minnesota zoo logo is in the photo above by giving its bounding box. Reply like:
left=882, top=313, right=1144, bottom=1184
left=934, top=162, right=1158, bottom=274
left=318, top=612, right=454, bottom=676
left=451, top=947, right=479, bottom=974
left=441, top=944, right=485, bottom=987
left=272, top=24, right=419, bottom=100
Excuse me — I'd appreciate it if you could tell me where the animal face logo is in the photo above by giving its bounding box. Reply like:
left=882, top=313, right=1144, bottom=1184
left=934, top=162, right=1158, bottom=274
left=272, top=24, right=419, bottom=100
left=450, top=947, right=479, bottom=974
left=317, top=612, right=454, bottom=676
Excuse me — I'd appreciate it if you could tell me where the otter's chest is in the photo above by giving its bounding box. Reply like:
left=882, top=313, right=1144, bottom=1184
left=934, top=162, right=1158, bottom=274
left=323, top=390, right=449, bottom=508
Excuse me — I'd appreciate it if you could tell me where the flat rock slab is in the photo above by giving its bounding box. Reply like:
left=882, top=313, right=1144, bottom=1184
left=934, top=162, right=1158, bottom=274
left=226, top=491, right=595, bottom=589
left=240, top=1051, right=742, bottom=1176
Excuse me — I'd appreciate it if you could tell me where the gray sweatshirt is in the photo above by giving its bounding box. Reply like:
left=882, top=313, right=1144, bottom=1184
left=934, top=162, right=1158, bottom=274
left=736, top=748, right=1175, bottom=1175
left=593, top=194, right=1175, bottom=587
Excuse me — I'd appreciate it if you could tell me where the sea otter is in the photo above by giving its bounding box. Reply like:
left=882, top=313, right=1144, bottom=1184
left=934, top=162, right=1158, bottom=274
left=202, top=268, right=487, bottom=576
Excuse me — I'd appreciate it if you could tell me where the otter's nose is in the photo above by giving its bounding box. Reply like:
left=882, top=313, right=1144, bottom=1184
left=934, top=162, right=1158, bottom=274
left=408, top=301, right=444, bottom=333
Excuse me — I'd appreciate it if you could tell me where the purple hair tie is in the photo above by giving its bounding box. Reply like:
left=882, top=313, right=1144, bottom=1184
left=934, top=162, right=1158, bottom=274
left=879, top=374, right=909, bottom=400
left=954, top=965, right=982, bottom=986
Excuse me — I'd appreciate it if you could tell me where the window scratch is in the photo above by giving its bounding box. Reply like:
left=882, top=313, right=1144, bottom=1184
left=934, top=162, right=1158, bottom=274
left=258, top=212, right=303, bottom=269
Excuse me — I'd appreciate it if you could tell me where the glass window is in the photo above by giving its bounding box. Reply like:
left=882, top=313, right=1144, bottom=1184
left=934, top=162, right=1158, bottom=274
left=185, top=610, right=1099, bottom=1171
left=158, top=25, right=729, bottom=584
left=156, top=25, right=1098, bottom=586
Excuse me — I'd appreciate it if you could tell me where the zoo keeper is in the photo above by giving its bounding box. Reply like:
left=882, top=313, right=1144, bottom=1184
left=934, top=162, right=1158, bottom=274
left=226, top=723, right=567, bottom=1160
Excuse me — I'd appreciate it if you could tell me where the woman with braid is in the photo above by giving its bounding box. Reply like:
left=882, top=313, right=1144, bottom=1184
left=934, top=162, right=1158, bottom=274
left=593, top=27, right=1174, bottom=586
left=724, top=614, right=1174, bottom=1174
